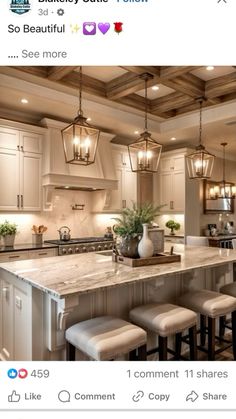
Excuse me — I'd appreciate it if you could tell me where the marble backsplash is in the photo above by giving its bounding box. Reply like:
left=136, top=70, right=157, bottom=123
left=0, top=190, right=96, bottom=244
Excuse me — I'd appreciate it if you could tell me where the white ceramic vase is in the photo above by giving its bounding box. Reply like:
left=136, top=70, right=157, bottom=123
left=138, top=224, right=154, bottom=258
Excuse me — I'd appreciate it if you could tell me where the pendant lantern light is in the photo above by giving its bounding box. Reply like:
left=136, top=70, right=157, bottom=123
left=128, top=73, right=162, bottom=173
left=214, top=143, right=236, bottom=199
left=61, top=66, right=100, bottom=165
left=186, top=99, right=215, bottom=179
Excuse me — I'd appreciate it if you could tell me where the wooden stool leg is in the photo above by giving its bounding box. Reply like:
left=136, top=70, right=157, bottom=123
left=207, top=317, right=216, bottom=361
left=66, top=342, right=76, bottom=361
left=219, top=316, right=226, bottom=340
left=158, top=336, right=168, bottom=361
left=231, top=310, right=236, bottom=360
left=200, top=314, right=206, bottom=346
left=189, top=325, right=197, bottom=360
left=175, top=332, right=182, bottom=360
left=129, top=349, right=137, bottom=360
left=137, top=344, right=147, bottom=361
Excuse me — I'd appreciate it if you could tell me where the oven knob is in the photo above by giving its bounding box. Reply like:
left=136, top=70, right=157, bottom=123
left=68, top=248, right=73, bottom=254
left=97, top=245, right=102, bottom=251
left=75, top=247, right=80, bottom=253
left=82, top=247, right=88, bottom=253
left=62, top=248, right=67, bottom=255
left=90, top=246, right=96, bottom=252
left=104, top=245, right=108, bottom=250
left=109, top=243, right=113, bottom=249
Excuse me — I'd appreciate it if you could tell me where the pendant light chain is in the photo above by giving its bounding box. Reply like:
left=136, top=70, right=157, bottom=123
left=199, top=100, right=202, bottom=146
left=145, top=77, right=148, bottom=132
left=79, top=66, right=83, bottom=116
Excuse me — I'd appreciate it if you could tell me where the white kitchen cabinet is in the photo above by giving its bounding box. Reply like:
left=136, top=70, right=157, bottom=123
left=0, top=126, right=42, bottom=211
left=0, top=278, right=13, bottom=360
left=0, top=273, right=32, bottom=361
left=159, top=153, right=185, bottom=212
left=109, top=147, right=137, bottom=210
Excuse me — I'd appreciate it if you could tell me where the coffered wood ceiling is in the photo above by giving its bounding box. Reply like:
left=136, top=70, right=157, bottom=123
left=10, top=65, right=236, bottom=120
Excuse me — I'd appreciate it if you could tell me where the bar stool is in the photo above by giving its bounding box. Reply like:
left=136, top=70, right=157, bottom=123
left=178, top=289, right=236, bottom=360
left=65, top=316, right=147, bottom=361
left=219, top=283, right=236, bottom=339
left=129, top=302, right=198, bottom=360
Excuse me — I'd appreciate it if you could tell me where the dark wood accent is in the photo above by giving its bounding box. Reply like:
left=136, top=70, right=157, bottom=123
left=200, top=314, right=206, bottom=346
left=66, top=341, right=76, bottom=361
left=6, top=66, right=236, bottom=120
left=207, top=317, right=216, bottom=361
left=189, top=325, right=197, bottom=360
left=158, top=336, right=168, bottom=360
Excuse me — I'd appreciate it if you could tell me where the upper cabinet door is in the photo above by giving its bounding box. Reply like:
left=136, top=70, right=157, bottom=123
left=20, top=132, right=42, bottom=154
left=20, top=152, right=42, bottom=211
left=172, top=171, right=185, bottom=211
left=0, top=148, right=20, bottom=211
left=0, top=127, right=19, bottom=150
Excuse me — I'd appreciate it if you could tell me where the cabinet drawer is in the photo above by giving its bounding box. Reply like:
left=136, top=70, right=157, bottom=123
left=28, top=248, right=58, bottom=259
left=0, top=252, right=28, bottom=263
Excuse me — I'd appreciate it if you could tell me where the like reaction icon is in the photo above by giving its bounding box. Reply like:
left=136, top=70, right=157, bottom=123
left=8, top=390, right=21, bottom=403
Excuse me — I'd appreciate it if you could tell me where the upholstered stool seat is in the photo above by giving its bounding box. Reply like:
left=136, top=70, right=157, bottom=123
left=65, top=316, right=147, bottom=361
left=220, top=283, right=236, bottom=297
left=178, top=289, right=236, bottom=360
left=130, top=303, right=198, bottom=360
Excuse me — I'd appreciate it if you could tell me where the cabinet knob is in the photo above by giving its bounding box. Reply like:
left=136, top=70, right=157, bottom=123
left=20, top=146, right=24, bottom=152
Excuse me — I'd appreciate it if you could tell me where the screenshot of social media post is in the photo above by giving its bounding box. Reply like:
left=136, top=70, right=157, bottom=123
left=1, top=0, right=236, bottom=415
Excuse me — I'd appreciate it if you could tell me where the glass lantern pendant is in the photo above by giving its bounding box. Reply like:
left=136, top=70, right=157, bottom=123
left=61, top=67, right=100, bottom=165
left=128, top=74, right=162, bottom=173
left=186, top=99, right=215, bottom=179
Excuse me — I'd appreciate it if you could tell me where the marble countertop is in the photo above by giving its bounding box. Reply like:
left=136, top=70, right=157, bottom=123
left=0, top=244, right=236, bottom=299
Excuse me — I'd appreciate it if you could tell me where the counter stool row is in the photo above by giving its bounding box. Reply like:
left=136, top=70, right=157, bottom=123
left=65, top=289, right=236, bottom=361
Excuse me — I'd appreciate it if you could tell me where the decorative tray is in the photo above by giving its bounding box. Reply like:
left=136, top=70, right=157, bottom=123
left=112, top=252, right=181, bottom=267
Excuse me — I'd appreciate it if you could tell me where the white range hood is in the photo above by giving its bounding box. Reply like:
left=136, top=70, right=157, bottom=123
left=41, top=118, right=118, bottom=210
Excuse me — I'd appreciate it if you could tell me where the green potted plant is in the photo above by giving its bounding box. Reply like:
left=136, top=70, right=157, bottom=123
left=112, top=203, right=164, bottom=258
left=165, top=220, right=180, bottom=236
left=0, top=220, right=17, bottom=247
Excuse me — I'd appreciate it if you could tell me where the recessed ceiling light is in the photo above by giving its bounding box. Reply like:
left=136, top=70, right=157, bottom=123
left=87, top=117, right=91, bottom=121
left=152, top=86, right=159, bottom=91
left=170, top=137, right=176, bottom=141
left=21, top=98, right=28, bottom=104
left=206, top=66, right=214, bottom=71
left=134, top=130, right=139, bottom=135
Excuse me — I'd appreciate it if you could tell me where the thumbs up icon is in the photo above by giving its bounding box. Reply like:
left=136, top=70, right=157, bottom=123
left=8, top=390, right=21, bottom=403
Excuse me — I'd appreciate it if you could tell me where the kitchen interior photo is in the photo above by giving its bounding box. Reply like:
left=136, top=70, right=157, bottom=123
left=1, top=65, right=236, bottom=362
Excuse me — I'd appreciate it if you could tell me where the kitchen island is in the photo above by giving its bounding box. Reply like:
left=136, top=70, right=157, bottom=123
left=0, top=244, right=236, bottom=360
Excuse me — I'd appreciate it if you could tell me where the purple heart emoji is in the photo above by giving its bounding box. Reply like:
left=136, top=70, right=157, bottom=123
left=98, top=23, right=110, bottom=35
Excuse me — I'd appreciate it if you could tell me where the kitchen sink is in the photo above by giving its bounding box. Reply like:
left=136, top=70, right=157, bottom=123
left=96, top=250, right=113, bottom=256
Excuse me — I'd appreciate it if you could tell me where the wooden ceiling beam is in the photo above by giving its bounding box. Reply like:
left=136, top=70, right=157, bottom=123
left=161, top=75, right=205, bottom=98
left=12, top=66, right=48, bottom=78
left=61, top=72, right=106, bottom=97
left=151, top=92, right=194, bottom=112
left=106, top=73, right=159, bottom=100
left=120, top=66, right=160, bottom=76
left=160, top=66, right=202, bottom=79
left=47, top=66, right=78, bottom=81
left=206, top=72, right=236, bottom=98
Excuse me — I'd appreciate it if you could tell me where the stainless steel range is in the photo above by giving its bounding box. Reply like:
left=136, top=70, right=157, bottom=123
left=44, top=237, right=114, bottom=256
